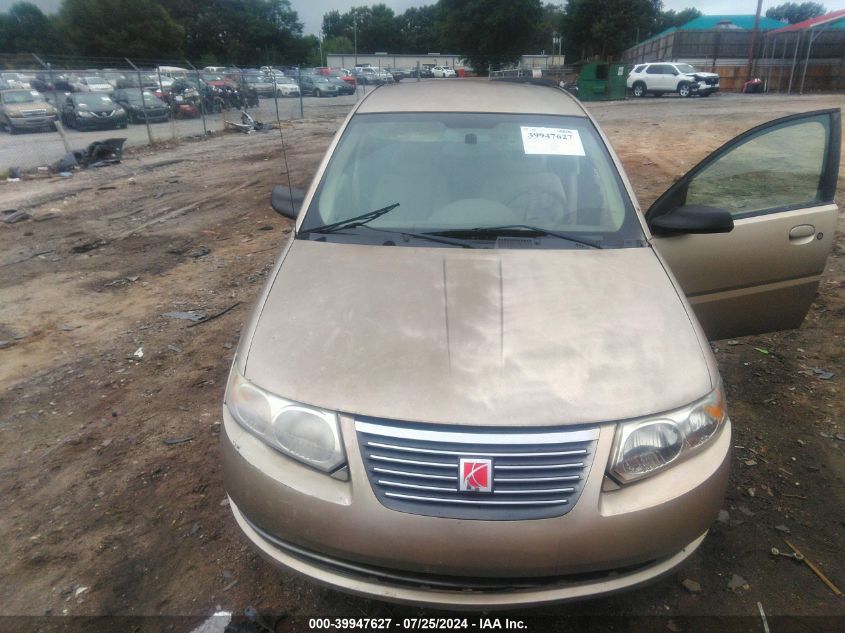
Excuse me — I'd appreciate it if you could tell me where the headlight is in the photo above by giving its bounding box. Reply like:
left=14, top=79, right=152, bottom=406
left=225, top=368, right=346, bottom=473
left=609, top=384, right=727, bottom=484
left=78, top=110, right=94, bottom=117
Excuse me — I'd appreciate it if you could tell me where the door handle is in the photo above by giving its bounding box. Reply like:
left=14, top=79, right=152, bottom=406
left=789, top=224, right=815, bottom=241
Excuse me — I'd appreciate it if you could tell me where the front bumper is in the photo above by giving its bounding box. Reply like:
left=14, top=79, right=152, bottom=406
left=76, top=116, right=126, bottom=129
left=222, top=410, right=730, bottom=607
left=8, top=115, right=56, bottom=130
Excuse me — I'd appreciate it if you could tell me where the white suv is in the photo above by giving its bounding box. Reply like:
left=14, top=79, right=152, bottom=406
left=432, top=66, right=457, bottom=78
left=627, top=62, right=719, bottom=98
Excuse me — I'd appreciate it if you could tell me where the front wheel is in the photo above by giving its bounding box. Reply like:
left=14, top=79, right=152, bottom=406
left=315, top=89, right=322, bottom=98
left=677, top=82, right=692, bottom=98
left=631, top=82, right=646, bottom=98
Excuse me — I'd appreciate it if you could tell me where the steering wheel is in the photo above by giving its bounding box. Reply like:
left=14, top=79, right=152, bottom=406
left=505, top=188, right=576, bottom=224
left=428, top=198, right=521, bottom=226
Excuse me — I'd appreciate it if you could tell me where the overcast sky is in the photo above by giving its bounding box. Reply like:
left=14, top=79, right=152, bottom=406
left=3, top=0, right=845, bottom=37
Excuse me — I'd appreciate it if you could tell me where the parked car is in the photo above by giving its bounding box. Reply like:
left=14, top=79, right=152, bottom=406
left=418, top=65, right=435, bottom=78
left=335, top=69, right=357, bottom=87
left=111, top=88, right=170, bottom=123
left=353, top=66, right=389, bottom=85
left=627, top=62, right=720, bottom=98
left=326, top=76, right=355, bottom=96
left=222, top=80, right=840, bottom=607
left=78, top=76, right=114, bottom=94
left=271, top=76, right=301, bottom=98
left=101, top=71, right=127, bottom=88
left=240, top=73, right=278, bottom=97
left=0, top=89, right=57, bottom=134
left=60, top=92, right=127, bottom=130
left=432, top=65, right=457, bottom=78
left=382, top=66, right=405, bottom=82
left=0, top=72, right=31, bottom=89
left=298, top=75, right=340, bottom=97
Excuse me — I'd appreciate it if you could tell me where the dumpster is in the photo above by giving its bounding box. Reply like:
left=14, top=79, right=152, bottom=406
left=577, top=62, right=627, bottom=101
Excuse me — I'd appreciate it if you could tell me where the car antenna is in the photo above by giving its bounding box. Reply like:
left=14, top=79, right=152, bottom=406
left=271, top=72, right=296, bottom=215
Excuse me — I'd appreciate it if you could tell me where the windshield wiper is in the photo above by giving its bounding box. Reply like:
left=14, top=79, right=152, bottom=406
left=426, top=225, right=602, bottom=249
left=358, top=225, right=477, bottom=249
left=299, top=203, right=401, bottom=235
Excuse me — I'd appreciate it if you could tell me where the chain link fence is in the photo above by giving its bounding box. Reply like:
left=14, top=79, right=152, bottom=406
left=0, top=54, right=377, bottom=171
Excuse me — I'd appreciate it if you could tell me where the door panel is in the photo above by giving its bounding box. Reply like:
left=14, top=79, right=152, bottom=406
left=647, top=109, right=840, bottom=340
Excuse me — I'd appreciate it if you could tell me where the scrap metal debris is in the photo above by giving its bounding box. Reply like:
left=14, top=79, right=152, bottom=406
left=162, top=310, right=207, bottom=323
left=186, top=302, right=241, bottom=328
left=72, top=239, right=108, bottom=254
left=1, top=209, right=31, bottom=224
left=162, top=436, right=194, bottom=446
left=224, top=111, right=271, bottom=134
left=782, top=539, right=844, bottom=597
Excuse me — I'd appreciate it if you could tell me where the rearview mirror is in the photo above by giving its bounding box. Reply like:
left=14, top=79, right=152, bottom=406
left=271, top=185, right=305, bottom=219
left=648, top=205, right=734, bottom=235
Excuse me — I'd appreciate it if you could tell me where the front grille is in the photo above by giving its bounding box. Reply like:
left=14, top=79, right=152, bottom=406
left=21, top=109, right=47, bottom=117
left=357, top=419, right=599, bottom=520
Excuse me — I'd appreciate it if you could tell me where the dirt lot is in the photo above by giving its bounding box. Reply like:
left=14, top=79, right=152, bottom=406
left=0, top=91, right=843, bottom=632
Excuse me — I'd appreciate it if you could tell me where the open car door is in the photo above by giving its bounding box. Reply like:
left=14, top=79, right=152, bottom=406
left=646, top=109, right=840, bottom=340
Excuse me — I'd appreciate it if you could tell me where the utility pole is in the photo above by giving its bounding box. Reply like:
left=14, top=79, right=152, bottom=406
left=746, top=0, right=763, bottom=83
left=353, top=14, right=358, bottom=67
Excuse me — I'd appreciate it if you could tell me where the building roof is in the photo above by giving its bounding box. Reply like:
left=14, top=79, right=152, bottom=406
left=356, top=80, right=585, bottom=117
left=642, top=14, right=787, bottom=45
left=767, top=9, right=845, bottom=34
left=681, top=15, right=787, bottom=31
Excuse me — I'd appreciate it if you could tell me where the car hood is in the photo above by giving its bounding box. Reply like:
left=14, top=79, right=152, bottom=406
left=245, top=240, right=713, bottom=427
left=78, top=104, right=118, bottom=113
left=2, top=102, right=53, bottom=114
left=688, top=72, right=719, bottom=79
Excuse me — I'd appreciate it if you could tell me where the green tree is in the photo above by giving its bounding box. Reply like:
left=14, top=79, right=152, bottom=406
left=766, top=2, right=826, bottom=24
left=59, top=0, right=184, bottom=59
left=320, top=5, right=403, bottom=54
left=440, top=0, right=544, bottom=71
left=161, top=0, right=305, bottom=65
left=0, top=2, right=62, bottom=54
left=525, top=3, right=567, bottom=55
left=657, top=7, right=702, bottom=33
left=563, top=0, right=661, bottom=60
left=323, top=35, right=354, bottom=55
left=396, top=5, right=443, bottom=54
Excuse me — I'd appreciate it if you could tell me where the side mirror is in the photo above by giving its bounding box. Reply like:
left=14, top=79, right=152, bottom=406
left=270, top=185, right=305, bottom=219
left=648, top=205, right=734, bottom=235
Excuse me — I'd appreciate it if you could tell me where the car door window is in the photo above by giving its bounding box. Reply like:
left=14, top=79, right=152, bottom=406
left=646, top=65, right=661, bottom=74
left=685, top=114, right=830, bottom=218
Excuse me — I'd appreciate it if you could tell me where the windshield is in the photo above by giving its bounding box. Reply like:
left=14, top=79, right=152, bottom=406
left=2, top=90, right=37, bottom=104
left=202, top=74, right=224, bottom=81
left=675, top=64, right=697, bottom=74
left=278, top=77, right=295, bottom=84
left=118, top=91, right=162, bottom=105
left=299, top=112, right=643, bottom=248
left=75, top=93, right=114, bottom=106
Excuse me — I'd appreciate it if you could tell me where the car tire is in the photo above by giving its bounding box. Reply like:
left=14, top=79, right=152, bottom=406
left=631, top=82, right=646, bottom=98
left=315, top=89, right=322, bottom=98
left=9, top=124, right=20, bottom=135
left=678, top=82, right=692, bottom=98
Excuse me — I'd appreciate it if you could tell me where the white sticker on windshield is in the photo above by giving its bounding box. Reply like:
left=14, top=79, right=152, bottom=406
left=520, top=127, right=585, bottom=156
left=100, top=96, right=111, bottom=102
